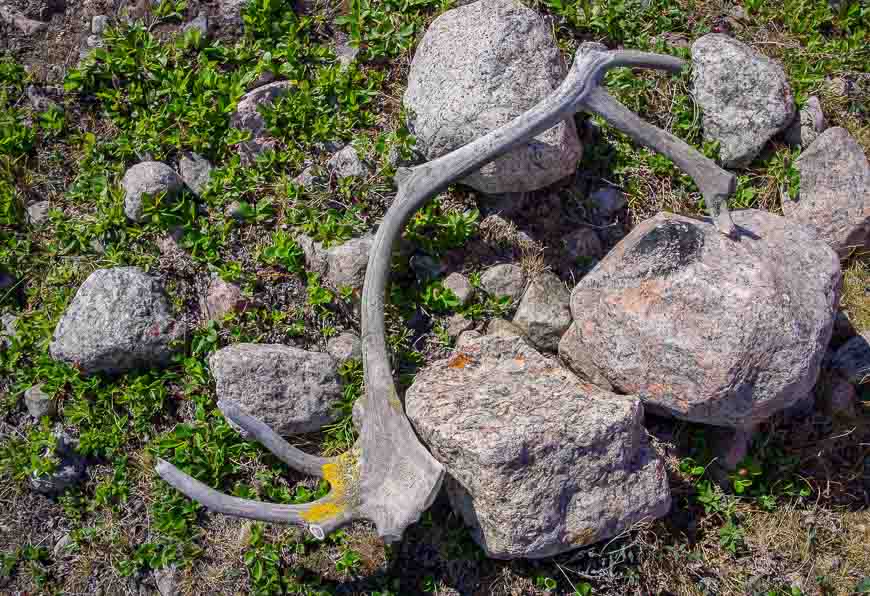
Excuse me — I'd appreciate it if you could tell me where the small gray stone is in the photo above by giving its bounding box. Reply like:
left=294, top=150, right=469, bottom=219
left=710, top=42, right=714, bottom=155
left=589, top=186, right=627, bottom=217
left=296, top=234, right=328, bottom=277
left=444, top=313, right=473, bottom=339
left=209, top=344, right=343, bottom=436
left=122, top=162, right=183, bottom=222
left=85, top=34, right=103, bottom=48
left=231, top=82, right=293, bottom=165
left=154, top=565, right=179, bottom=596
left=326, top=332, right=361, bottom=363
left=50, top=267, right=180, bottom=376
left=831, top=333, right=870, bottom=385
left=512, top=272, right=571, bottom=352
left=443, top=272, right=474, bottom=306
left=183, top=12, right=208, bottom=37
left=293, top=166, right=319, bottom=189
left=53, top=533, right=73, bottom=557
left=24, top=384, right=56, bottom=419
left=404, top=0, right=582, bottom=193
left=562, top=228, right=604, bottom=263
left=406, top=333, right=670, bottom=559
left=691, top=34, right=795, bottom=168
left=783, top=96, right=826, bottom=148
left=781, top=127, right=870, bottom=258
left=480, top=263, right=525, bottom=301
left=178, top=152, right=212, bottom=197
left=26, top=200, right=51, bottom=226
left=204, top=277, right=246, bottom=322
left=327, top=145, right=368, bottom=180
left=26, top=85, right=59, bottom=112
left=1, top=313, right=17, bottom=349
left=324, top=235, right=373, bottom=292
left=91, top=14, right=109, bottom=35
left=559, top=210, right=840, bottom=427
left=411, top=254, right=445, bottom=283
left=29, top=433, right=86, bottom=495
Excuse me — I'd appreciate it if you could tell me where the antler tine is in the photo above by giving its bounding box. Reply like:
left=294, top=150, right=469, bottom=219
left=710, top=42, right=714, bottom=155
left=155, top=459, right=355, bottom=539
left=580, top=48, right=737, bottom=235
left=217, top=399, right=334, bottom=478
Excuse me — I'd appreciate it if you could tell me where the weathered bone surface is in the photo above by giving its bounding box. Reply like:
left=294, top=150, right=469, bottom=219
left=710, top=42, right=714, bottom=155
left=156, top=45, right=736, bottom=544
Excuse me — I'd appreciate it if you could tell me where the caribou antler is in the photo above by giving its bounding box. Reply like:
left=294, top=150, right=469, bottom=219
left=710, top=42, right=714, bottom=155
left=155, top=45, right=736, bottom=542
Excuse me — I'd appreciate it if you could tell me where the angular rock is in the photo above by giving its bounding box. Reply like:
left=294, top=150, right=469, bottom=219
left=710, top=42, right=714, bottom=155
left=831, top=332, right=870, bottom=385
left=24, top=384, right=56, bottom=419
left=209, top=344, right=343, bottom=436
left=324, top=235, right=372, bottom=292
left=563, top=228, right=604, bottom=263
left=327, top=145, right=368, bottom=180
left=781, top=127, right=870, bottom=258
left=296, top=234, right=328, bottom=277
left=691, top=34, right=795, bottom=168
left=122, top=161, right=183, bottom=222
left=559, top=210, right=840, bottom=427
left=231, top=82, right=292, bottom=165
left=26, top=200, right=50, bottom=226
left=406, top=333, right=670, bottom=559
left=183, top=12, right=208, bottom=37
left=326, top=332, right=361, bottom=363
left=91, top=14, right=109, bottom=35
left=403, top=0, right=582, bottom=193
left=512, top=272, right=571, bottom=352
left=589, top=186, right=627, bottom=218
left=783, top=96, right=826, bottom=148
left=443, top=272, right=474, bottom=306
left=50, top=267, right=180, bottom=376
left=204, top=277, right=246, bottom=321
left=178, top=152, right=213, bottom=197
left=29, top=433, right=86, bottom=495
left=444, top=313, right=473, bottom=339
left=480, top=263, right=525, bottom=301
left=486, top=317, right=524, bottom=338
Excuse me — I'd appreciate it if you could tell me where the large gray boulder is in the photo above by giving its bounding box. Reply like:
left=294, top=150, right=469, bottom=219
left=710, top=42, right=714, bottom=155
left=691, top=34, right=795, bottom=168
left=122, top=162, right=183, bottom=222
left=559, top=210, right=840, bottom=428
left=512, top=272, right=571, bottom=352
left=231, top=82, right=292, bottom=165
left=406, top=333, right=670, bottom=559
left=781, top=127, right=870, bottom=258
left=403, top=0, right=582, bottom=193
left=209, top=344, right=343, bottom=436
left=50, top=267, right=180, bottom=376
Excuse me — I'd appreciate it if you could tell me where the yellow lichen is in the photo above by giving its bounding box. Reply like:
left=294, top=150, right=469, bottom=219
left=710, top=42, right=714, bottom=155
left=300, top=455, right=358, bottom=523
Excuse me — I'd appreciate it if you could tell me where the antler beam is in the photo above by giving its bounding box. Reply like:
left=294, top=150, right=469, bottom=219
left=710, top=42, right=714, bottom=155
left=156, top=45, right=736, bottom=542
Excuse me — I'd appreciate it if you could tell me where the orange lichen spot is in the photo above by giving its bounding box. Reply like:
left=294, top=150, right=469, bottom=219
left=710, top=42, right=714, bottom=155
left=300, top=460, right=352, bottom=523
left=449, top=353, right=472, bottom=369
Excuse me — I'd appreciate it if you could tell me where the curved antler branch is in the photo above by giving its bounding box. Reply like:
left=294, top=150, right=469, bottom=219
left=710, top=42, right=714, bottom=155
left=155, top=44, right=737, bottom=543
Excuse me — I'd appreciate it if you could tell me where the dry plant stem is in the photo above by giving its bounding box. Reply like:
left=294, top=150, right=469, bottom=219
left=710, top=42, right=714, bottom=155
left=156, top=47, right=738, bottom=543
